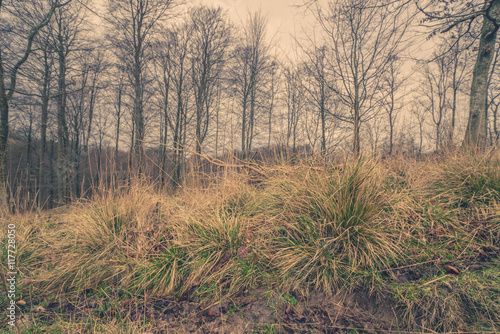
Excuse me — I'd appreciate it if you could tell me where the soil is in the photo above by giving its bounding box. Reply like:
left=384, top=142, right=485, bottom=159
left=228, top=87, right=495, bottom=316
left=11, top=288, right=399, bottom=333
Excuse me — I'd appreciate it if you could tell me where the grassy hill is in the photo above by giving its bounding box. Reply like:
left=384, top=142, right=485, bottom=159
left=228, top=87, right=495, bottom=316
left=1, top=152, right=499, bottom=333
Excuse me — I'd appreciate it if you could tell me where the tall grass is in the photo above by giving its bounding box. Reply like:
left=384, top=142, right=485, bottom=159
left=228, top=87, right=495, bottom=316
left=3, top=152, right=500, bottom=332
left=257, top=158, right=401, bottom=293
left=36, top=184, right=170, bottom=294
left=428, top=152, right=500, bottom=208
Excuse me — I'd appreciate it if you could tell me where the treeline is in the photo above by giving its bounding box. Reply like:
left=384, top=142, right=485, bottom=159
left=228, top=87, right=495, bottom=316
left=1, top=0, right=500, bottom=210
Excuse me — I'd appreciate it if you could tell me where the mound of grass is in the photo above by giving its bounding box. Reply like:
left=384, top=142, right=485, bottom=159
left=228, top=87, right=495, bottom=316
left=0, top=215, right=49, bottom=277
left=260, top=158, right=401, bottom=293
left=36, top=185, right=171, bottom=294
left=392, top=260, right=500, bottom=332
left=132, top=243, right=188, bottom=296
left=179, top=209, right=258, bottom=301
left=429, top=153, right=500, bottom=208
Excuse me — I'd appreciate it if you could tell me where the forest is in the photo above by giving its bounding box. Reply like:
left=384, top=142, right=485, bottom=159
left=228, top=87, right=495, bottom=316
left=0, top=0, right=497, bottom=210
left=1, top=0, right=500, bottom=333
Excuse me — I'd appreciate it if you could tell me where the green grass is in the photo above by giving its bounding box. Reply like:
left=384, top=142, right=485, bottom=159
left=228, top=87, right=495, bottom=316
left=428, top=153, right=500, bottom=208
left=391, top=259, right=500, bottom=332
left=261, top=158, right=401, bottom=293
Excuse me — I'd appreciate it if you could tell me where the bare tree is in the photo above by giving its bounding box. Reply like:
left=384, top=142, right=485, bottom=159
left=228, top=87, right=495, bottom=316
left=460, top=0, right=499, bottom=151
left=189, top=6, right=231, bottom=158
left=283, top=64, right=305, bottom=152
left=37, top=42, right=54, bottom=207
left=417, top=0, right=500, bottom=151
left=107, top=0, right=175, bottom=176
left=0, top=0, right=70, bottom=210
left=153, top=43, right=170, bottom=185
left=312, top=0, right=411, bottom=156
left=14, top=29, right=55, bottom=207
left=266, top=60, right=280, bottom=149
left=113, top=71, right=126, bottom=173
left=411, top=104, right=427, bottom=154
left=445, top=27, right=470, bottom=148
left=156, top=24, right=193, bottom=187
left=76, top=50, right=107, bottom=197
left=230, top=11, right=271, bottom=158
left=49, top=0, right=87, bottom=203
left=302, top=45, right=333, bottom=153
left=382, top=54, right=408, bottom=155
left=419, top=57, right=450, bottom=152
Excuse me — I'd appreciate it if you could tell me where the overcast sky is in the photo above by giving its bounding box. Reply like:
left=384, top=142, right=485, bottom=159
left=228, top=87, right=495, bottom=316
left=198, top=0, right=307, bottom=53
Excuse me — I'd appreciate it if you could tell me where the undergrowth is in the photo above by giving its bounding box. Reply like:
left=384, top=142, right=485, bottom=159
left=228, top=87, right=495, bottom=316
left=1, top=152, right=500, bottom=332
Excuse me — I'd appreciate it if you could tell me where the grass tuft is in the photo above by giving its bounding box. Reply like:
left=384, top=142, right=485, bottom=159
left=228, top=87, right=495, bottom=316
left=261, top=158, right=400, bottom=293
left=429, top=152, right=500, bottom=208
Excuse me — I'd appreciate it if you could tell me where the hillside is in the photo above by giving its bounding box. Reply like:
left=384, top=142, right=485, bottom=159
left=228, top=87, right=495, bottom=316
left=1, top=152, right=500, bottom=333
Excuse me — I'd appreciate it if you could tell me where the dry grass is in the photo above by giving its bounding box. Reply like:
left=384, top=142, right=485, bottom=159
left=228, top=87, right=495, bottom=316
left=257, top=158, right=401, bottom=293
left=1, top=152, right=500, bottom=332
left=425, top=151, right=500, bottom=208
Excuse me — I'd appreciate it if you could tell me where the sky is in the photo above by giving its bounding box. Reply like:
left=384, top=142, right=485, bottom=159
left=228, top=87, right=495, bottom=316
left=201, top=0, right=298, bottom=30
left=194, top=0, right=435, bottom=62
left=88, top=0, right=308, bottom=54
left=198, top=0, right=307, bottom=53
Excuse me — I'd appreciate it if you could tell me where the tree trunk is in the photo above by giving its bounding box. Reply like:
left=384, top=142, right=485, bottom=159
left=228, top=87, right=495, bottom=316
left=56, top=45, right=69, bottom=205
left=0, top=51, right=9, bottom=212
left=268, top=107, right=272, bottom=149
left=241, top=98, right=247, bottom=159
left=215, top=85, right=220, bottom=158
left=493, top=103, right=499, bottom=144
left=49, top=139, right=56, bottom=208
left=160, top=74, right=169, bottom=185
left=464, top=0, right=500, bottom=151
left=389, top=118, right=394, bottom=156
left=388, top=87, right=395, bottom=155
left=268, top=76, right=275, bottom=150
left=115, top=79, right=122, bottom=179
left=215, top=110, right=219, bottom=158
left=248, top=86, right=255, bottom=155
left=172, top=76, right=184, bottom=188
left=161, top=110, right=167, bottom=185
left=82, top=83, right=96, bottom=196
left=26, top=113, right=33, bottom=202
left=195, top=98, right=203, bottom=156
left=73, top=108, right=80, bottom=200
left=127, top=120, right=135, bottom=187
left=96, top=134, right=102, bottom=186
left=38, top=53, right=51, bottom=208
left=436, top=124, right=440, bottom=151
left=450, top=42, right=459, bottom=148
left=321, top=95, right=326, bottom=153
left=353, top=83, right=361, bottom=156
left=133, top=58, right=144, bottom=176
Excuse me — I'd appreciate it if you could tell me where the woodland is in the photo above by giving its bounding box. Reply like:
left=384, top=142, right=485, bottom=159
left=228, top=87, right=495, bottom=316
left=1, top=0, right=500, bottom=333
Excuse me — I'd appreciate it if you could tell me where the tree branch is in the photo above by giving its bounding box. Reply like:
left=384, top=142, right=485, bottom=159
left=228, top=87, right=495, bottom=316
left=7, top=0, right=71, bottom=100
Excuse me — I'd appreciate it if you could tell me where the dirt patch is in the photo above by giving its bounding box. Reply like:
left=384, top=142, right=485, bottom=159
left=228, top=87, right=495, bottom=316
left=9, top=288, right=401, bottom=333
